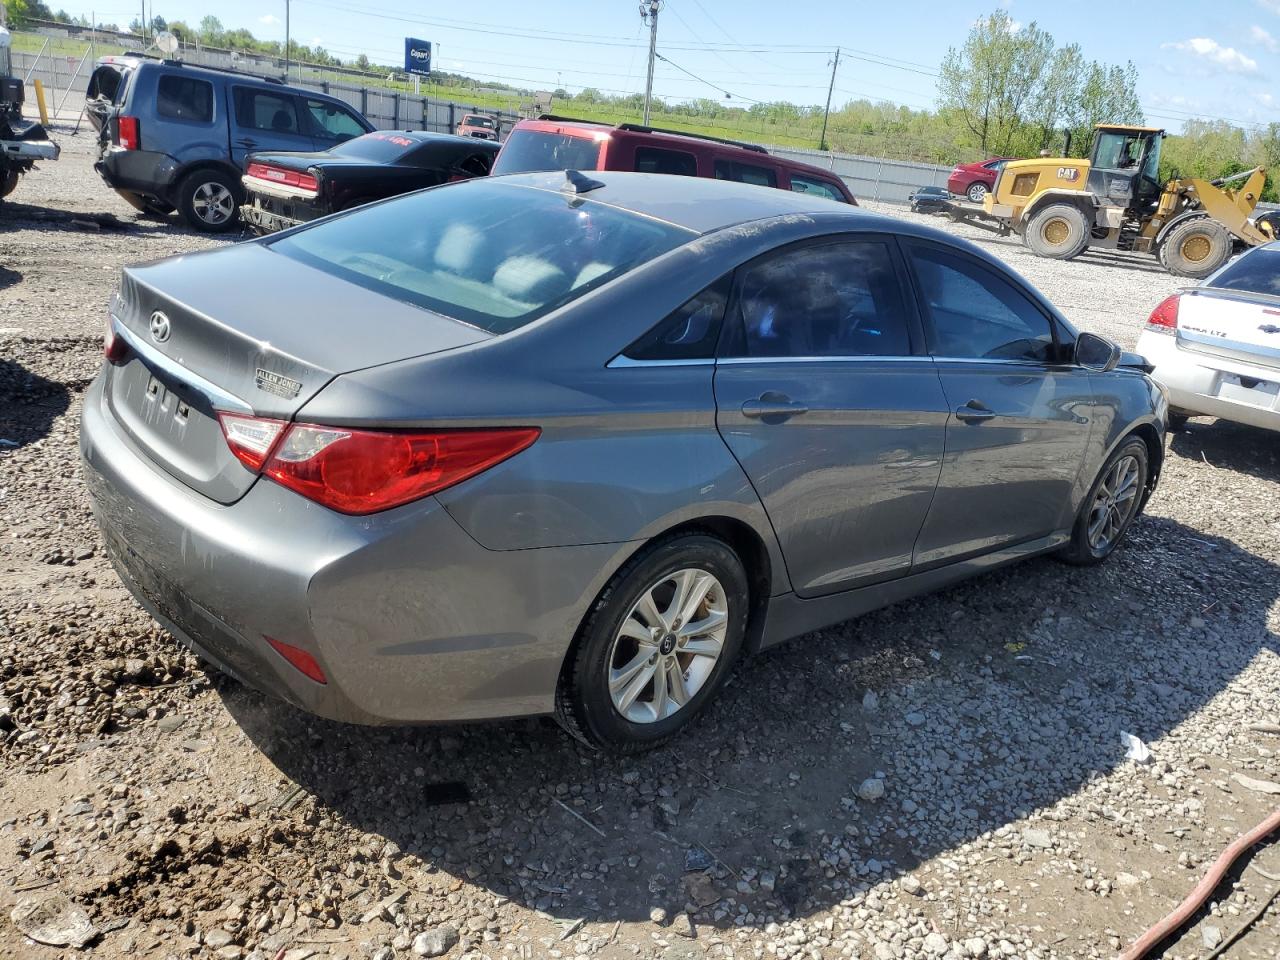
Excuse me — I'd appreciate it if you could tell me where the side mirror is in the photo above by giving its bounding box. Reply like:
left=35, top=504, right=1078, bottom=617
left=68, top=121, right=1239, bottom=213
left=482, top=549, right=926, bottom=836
left=1075, top=332, right=1122, bottom=372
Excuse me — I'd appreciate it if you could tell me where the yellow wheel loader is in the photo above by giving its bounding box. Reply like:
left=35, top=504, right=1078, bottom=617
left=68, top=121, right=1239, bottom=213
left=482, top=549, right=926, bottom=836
left=965, top=124, right=1275, bottom=279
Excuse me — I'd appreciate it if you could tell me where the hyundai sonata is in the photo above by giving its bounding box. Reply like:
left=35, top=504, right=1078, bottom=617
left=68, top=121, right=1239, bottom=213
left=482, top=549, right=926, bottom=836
left=81, top=171, right=1166, bottom=751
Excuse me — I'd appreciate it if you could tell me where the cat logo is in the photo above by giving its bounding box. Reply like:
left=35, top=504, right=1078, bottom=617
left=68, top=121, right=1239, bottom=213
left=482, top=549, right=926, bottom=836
left=1057, top=167, right=1080, bottom=182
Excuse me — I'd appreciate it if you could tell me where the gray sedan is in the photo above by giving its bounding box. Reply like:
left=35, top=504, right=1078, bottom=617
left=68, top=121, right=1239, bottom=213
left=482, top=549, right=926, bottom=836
left=80, top=171, right=1167, bottom=751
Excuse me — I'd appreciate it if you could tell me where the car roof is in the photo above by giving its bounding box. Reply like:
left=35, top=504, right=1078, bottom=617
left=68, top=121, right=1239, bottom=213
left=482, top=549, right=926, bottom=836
left=129, top=58, right=328, bottom=97
left=490, top=170, right=879, bottom=234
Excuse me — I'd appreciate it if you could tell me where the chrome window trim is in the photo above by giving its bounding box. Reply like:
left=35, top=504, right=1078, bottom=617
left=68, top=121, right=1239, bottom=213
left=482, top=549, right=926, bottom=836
left=111, top=316, right=254, bottom=413
left=716, top=354, right=927, bottom=365
left=607, top=355, right=714, bottom=368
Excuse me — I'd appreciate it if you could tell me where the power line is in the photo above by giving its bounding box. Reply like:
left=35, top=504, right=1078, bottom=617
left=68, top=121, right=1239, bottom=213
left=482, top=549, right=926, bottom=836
left=654, top=51, right=762, bottom=104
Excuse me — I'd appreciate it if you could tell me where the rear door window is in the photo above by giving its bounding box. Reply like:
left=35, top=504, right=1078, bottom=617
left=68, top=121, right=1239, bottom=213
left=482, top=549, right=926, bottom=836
left=635, top=146, right=698, bottom=177
left=306, top=98, right=367, bottom=143
left=491, top=129, right=603, bottom=175
left=726, top=239, right=914, bottom=358
left=789, top=173, right=847, bottom=202
left=714, top=159, right=778, bottom=188
left=156, top=75, right=214, bottom=123
left=234, top=87, right=302, bottom=134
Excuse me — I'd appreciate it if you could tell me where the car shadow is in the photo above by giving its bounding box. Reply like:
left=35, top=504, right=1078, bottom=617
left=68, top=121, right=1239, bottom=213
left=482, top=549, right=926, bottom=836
left=1170, top=418, right=1280, bottom=481
left=219, top=513, right=1278, bottom=932
left=0, top=357, right=71, bottom=448
left=0, top=266, right=21, bottom=290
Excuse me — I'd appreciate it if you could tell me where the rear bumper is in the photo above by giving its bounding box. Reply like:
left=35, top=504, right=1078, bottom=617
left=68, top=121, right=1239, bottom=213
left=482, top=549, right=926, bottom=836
left=79, top=370, right=631, bottom=725
left=1, top=138, right=60, bottom=161
left=1137, top=330, right=1280, bottom=432
left=945, top=175, right=967, bottom=195
left=96, top=147, right=179, bottom=201
left=239, top=201, right=302, bottom=234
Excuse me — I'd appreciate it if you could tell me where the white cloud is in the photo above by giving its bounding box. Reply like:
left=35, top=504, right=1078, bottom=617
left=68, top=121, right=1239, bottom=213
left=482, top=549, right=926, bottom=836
left=258, top=13, right=279, bottom=25
left=1258, top=0, right=1280, bottom=13
left=310, top=36, right=324, bottom=46
left=1163, top=37, right=1259, bottom=73
left=1250, top=24, right=1279, bottom=51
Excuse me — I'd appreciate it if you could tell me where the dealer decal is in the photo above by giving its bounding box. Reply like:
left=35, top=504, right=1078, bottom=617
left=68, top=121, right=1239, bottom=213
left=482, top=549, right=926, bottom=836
left=255, top=368, right=303, bottom=399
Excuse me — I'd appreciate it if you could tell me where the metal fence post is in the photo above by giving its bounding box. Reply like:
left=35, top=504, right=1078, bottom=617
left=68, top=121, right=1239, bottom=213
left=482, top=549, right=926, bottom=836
left=420, top=97, right=427, bottom=131
left=321, top=80, right=329, bottom=95
left=447, top=102, right=454, bottom=134
left=360, top=87, right=368, bottom=117
left=391, top=92, right=399, bottom=128
left=55, top=45, right=93, bottom=119
left=24, top=38, right=50, bottom=85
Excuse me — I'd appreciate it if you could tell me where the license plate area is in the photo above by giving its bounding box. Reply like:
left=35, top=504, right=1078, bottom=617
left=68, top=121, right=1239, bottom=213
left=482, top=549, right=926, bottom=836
left=1216, top=371, right=1280, bottom=408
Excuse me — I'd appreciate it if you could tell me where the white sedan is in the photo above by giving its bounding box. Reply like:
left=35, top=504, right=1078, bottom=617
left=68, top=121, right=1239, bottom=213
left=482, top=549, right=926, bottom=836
left=1137, top=241, right=1280, bottom=432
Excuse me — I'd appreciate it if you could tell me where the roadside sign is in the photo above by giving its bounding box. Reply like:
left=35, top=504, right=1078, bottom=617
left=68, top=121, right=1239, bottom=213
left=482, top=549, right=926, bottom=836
left=404, top=37, right=431, bottom=76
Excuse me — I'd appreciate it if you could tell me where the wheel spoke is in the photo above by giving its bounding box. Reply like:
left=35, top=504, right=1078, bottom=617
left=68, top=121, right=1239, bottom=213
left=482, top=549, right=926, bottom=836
left=1087, top=506, right=1108, bottom=543
left=614, top=659, right=656, bottom=713
left=673, top=571, right=715, bottom=627
left=665, top=660, right=689, bottom=708
left=649, top=659, right=669, bottom=718
left=682, top=634, right=723, bottom=658
left=680, top=608, right=726, bottom=640
left=634, top=587, right=666, bottom=631
left=618, top=617, right=653, bottom=645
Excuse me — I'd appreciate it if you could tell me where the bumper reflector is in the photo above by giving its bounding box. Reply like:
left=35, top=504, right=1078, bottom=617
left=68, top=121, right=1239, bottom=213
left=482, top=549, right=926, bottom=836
left=265, top=636, right=328, bottom=684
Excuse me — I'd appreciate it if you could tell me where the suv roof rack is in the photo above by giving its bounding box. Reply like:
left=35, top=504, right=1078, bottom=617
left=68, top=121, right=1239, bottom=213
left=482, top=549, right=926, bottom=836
left=153, top=59, right=286, bottom=84
left=536, top=114, right=767, bottom=154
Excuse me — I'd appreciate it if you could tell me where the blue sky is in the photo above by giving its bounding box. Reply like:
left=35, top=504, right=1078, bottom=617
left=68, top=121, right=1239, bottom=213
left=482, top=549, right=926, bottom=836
left=66, top=0, right=1278, bottom=132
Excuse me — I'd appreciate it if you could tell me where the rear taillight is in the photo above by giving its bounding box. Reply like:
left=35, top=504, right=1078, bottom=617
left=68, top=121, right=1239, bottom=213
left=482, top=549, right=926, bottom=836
left=103, top=318, right=128, bottom=363
left=218, top=413, right=288, bottom=471
left=217, top=416, right=540, bottom=515
left=1146, top=294, right=1180, bottom=334
left=246, top=162, right=318, bottom=192
left=117, top=115, right=140, bottom=150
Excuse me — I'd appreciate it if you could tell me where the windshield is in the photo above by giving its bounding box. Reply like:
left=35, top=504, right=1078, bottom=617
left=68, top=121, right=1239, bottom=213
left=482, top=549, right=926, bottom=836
left=1094, top=131, right=1144, bottom=170
left=491, top=128, right=604, bottom=176
left=1209, top=247, right=1280, bottom=295
left=269, top=179, right=693, bottom=334
left=466, top=116, right=495, bottom=128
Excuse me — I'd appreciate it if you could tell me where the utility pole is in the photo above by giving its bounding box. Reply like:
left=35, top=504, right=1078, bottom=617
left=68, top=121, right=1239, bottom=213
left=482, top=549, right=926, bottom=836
left=820, top=47, right=840, bottom=151
left=284, top=0, right=290, bottom=80
left=641, top=0, right=660, bottom=125
left=139, top=0, right=146, bottom=42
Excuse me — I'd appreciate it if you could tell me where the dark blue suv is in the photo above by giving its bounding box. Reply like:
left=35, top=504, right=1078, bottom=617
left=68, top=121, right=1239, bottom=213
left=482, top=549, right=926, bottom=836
left=93, top=58, right=374, bottom=232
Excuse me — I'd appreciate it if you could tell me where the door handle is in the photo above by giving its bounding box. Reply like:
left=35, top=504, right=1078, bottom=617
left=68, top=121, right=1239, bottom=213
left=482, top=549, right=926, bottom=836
left=237, top=138, right=257, bottom=147
left=742, top=392, right=809, bottom=421
left=954, top=400, right=996, bottom=423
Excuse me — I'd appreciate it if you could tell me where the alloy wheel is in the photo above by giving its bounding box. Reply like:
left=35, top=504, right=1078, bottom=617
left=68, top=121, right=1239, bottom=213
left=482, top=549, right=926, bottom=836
left=606, top=568, right=728, bottom=724
left=1087, top=454, right=1141, bottom=553
left=192, top=181, right=235, bottom=225
left=967, top=182, right=988, bottom=203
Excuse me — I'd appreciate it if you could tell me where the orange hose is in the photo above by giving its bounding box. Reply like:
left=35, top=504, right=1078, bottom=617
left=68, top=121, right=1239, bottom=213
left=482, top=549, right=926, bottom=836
left=1119, top=805, right=1280, bottom=960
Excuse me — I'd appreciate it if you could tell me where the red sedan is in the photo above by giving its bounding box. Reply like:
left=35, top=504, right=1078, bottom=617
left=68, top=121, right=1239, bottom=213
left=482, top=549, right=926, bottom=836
left=946, top=157, right=1015, bottom=203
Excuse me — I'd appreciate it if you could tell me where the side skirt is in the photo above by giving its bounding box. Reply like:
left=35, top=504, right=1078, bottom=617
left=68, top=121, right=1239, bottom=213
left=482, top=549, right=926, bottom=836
left=757, top=531, right=1070, bottom=649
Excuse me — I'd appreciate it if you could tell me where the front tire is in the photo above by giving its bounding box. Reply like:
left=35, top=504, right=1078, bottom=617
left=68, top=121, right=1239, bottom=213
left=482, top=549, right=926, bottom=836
left=1025, top=203, right=1090, bottom=260
left=1057, top=437, right=1149, bottom=566
left=966, top=181, right=988, bottom=203
left=177, top=169, right=240, bottom=233
left=555, top=533, right=749, bottom=753
left=1159, top=217, right=1232, bottom=279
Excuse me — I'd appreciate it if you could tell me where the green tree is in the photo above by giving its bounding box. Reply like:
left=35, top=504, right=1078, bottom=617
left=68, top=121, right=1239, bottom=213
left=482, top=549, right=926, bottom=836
left=355, top=53, right=370, bottom=71
left=198, top=14, right=224, bottom=45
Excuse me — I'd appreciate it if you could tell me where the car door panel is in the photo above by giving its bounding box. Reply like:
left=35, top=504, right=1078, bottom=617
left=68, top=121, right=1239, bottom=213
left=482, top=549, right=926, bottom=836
left=904, top=241, right=1095, bottom=569
left=229, top=87, right=316, bottom=168
left=712, top=236, right=948, bottom=598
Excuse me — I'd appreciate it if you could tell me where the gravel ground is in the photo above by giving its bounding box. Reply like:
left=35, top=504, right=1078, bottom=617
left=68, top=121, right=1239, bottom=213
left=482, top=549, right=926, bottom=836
left=2, top=130, right=1279, bottom=960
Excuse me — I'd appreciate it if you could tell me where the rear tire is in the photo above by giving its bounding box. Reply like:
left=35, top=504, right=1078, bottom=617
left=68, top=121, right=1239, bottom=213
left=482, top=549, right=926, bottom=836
left=1056, top=437, right=1149, bottom=566
left=0, top=168, right=20, bottom=199
left=1159, top=217, right=1233, bottom=279
left=555, top=533, right=749, bottom=753
left=1166, top=411, right=1190, bottom=431
left=966, top=181, right=988, bottom=203
left=1025, top=203, right=1090, bottom=260
left=177, top=169, right=240, bottom=233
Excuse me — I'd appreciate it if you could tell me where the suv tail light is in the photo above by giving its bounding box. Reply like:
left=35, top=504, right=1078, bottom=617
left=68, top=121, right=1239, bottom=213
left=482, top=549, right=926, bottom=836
left=1146, top=294, right=1180, bottom=334
left=217, top=415, right=539, bottom=514
left=117, top=115, right=140, bottom=150
left=246, top=162, right=319, bottom=193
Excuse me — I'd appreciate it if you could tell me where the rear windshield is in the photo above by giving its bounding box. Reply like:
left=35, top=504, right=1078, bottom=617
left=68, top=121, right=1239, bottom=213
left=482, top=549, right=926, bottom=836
left=269, top=179, right=693, bottom=334
left=328, top=131, right=423, bottom=162
left=1210, top=247, right=1280, bottom=295
left=491, top=128, right=603, bottom=176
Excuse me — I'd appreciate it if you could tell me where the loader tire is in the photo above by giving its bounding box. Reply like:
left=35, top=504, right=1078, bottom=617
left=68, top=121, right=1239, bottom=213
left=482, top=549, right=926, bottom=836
left=0, top=168, right=20, bottom=199
left=1159, top=217, right=1232, bottom=279
left=1025, top=203, right=1090, bottom=260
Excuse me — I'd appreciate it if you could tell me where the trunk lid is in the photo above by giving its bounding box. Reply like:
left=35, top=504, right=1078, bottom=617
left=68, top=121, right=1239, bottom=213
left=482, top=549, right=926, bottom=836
left=1177, top=289, right=1280, bottom=370
left=107, top=243, right=489, bottom=503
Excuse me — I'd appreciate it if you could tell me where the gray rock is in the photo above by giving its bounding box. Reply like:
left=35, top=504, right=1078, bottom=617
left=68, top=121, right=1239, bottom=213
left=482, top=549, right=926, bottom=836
left=205, top=929, right=236, bottom=948
left=1023, top=828, right=1053, bottom=849
left=900, top=875, right=923, bottom=896
left=1202, top=925, right=1221, bottom=949
left=759, top=870, right=776, bottom=893
left=412, top=926, right=459, bottom=957
left=862, top=690, right=879, bottom=712
left=649, top=906, right=668, bottom=925
left=9, top=894, right=97, bottom=949
left=905, top=711, right=926, bottom=726
left=924, top=931, right=949, bottom=955
left=155, top=714, right=185, bottom=732
left=965, top=938, right=988, bottom=957
left=672, top=912, right=696, bottom=939
left=858, top=778, right=885, bottom=801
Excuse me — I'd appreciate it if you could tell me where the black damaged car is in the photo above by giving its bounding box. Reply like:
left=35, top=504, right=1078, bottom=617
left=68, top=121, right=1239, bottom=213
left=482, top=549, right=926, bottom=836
left=240, top=130, right=499, bottom=234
